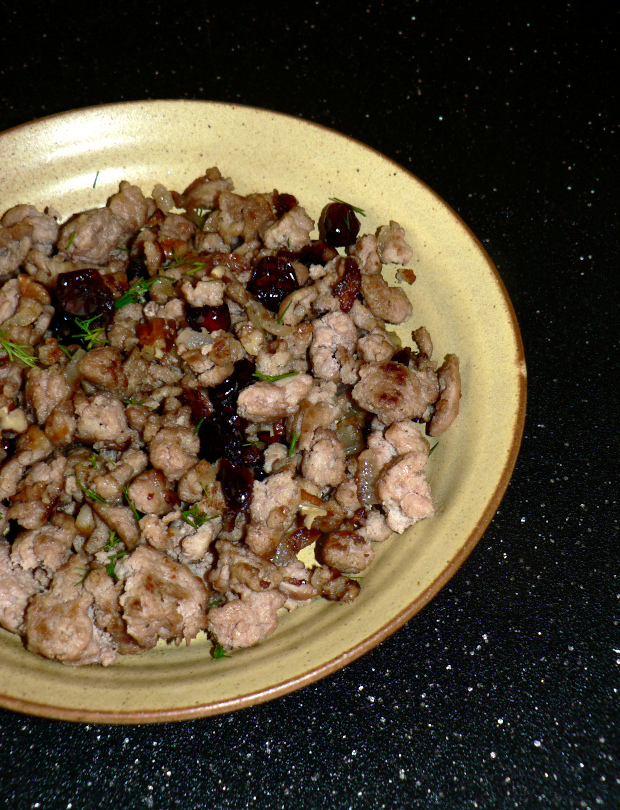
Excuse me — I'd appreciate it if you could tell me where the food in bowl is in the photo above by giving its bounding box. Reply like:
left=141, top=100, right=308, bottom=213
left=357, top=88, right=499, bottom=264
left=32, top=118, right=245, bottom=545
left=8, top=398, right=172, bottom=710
left=0, top=168, right=460, bottom=665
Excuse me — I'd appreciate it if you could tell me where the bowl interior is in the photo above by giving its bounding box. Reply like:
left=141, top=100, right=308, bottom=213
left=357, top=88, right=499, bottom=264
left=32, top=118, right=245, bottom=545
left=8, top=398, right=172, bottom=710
left=0, top=101, right=526, bottom=722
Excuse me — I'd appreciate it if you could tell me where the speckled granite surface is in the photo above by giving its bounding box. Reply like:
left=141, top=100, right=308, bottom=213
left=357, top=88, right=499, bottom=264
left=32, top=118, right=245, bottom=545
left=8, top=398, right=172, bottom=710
left=0, top=2, right=617, bottom=808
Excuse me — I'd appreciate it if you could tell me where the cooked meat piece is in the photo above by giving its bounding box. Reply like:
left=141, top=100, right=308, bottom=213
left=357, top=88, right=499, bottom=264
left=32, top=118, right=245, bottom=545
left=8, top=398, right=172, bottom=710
left=384, top=419, right=430, bottom=456
left=245, top=471, right=301, bottom=558
left=0, top=220, right=33, bottom=277
left=158, top=213, right=196, bottom=242
left=126, top=468, right=178, bottom=515
left=180, top=516, right=222, bottom=562
left=0, top=540, right=42, bottom=633
left=91, top=503, right=140, bottom=550
left=0, top=277, right=21, bottom=323
left=173, top=168, right=234, bottom=209
left=207, top=589, right=286, bottom=650
left=148, top=426, right=200, bottom=481
left=301, top=428, right=347, bottom=488
left=316, top=530, right=374, bottom=574
left=357, top=509, right=392, bottom=543
left=15, top=425, right=53, bottom=466
left=0, top=458, right=24, bottom=500
left=357, top=329, right=397, bottom=364
left=309, top=311, right=358, bottom=383
left=77, top=346, right=128, bottom=394
left=1, top=205, right=58, bottom=254
left=361, top=273, right=412, bottom=324
left=107, top=181, right=149, bottom=236
left=376, top=452, right=434, bottom=533
left=25, top=367, right=72, bottom=424
left=209, top=539, right=284, bottom=594
left=25, top=554, right=117, bottom=666
left=119, top=546, right=208, bottom=648
left=413, top=325, right=433, bottom=358
left=310, top=565, right=361, bottom=602
left=84, top=567, right=144, bottom=655
left=262, top=205, right=314, bottom=252
left=427, top=354, right=461, bottom=436
left=237, top=373, right=312, bottom=423
left=352, top=361, right=437, bottom=425
left=375, top=221, right=413, bottom=265
left=349, top=233, right=382, bottom=274
left=181, top=279, right=226, bottom=307
left=58, top=207, right=125, bottom=263
left=74, top=393, right=132, bottom=448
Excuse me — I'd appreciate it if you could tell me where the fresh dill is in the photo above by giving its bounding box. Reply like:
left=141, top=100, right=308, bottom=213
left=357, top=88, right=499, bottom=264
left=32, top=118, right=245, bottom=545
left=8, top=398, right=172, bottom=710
left=288, top=431, right=299, bottom=458
left=181, top=506, right=218, bottom=530
left=58, top=344, right=75, bottom=359
left=182, top=261, right=208, bottom=276
left=114, top=275, right=172, bottom=309
left=208, top=595, right=227, bottom=608
left=75, top=477, right=108, bottom=504
left=89, top=452, right=99, bottom=469
left=193, top=418, right=205, bottom=435
left=123, top=484, right=141, bottom=520
left=75, top=566, right=89, bottom=587
left=252, top=371, right=300, bottom=383
left=93, top=171, right=100, bottom=189
left=122, top=398, right=145, bottom=407
left=329, top=198, right=366, bottom=216
left=0, top=332, right=38, bottom=367
left=106, top=550, right=127, bottom=582
left=73, top=315, right=108, bottom=350
left=277, top=300, right=292, bottom=324
left=212, top=643, right=229, bottom=659
left=104, top=531, right=121, bottom=552
left=66, top=231, right=77, bottom=250
left=428, top=442, right=439, bottom=456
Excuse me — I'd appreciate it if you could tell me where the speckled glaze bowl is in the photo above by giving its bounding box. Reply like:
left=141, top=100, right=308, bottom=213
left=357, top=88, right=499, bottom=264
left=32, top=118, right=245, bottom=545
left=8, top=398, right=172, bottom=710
left=0, top=101, right=526, bottom=723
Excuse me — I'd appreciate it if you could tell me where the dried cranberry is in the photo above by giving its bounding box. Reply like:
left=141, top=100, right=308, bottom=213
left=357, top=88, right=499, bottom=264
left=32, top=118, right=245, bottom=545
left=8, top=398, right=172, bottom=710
left=320, top=202, right=361, bottom=247
left=218, top=459, right=254, bottom=512
left=55, top=269, right=116, bottom=324
left=332, top=258, right=361, bottom=313
left=126, top=254, right=149, bottom=282
left=210, top=358, right=255, bottom=413
left=392, top=347, right=412, bottom=366
left=181, top=389, right=215, bottom=424
left=185, top=304, right=231, bottom=333
left=275, top=193, right=297, bottom=217
left=294, top=240, right=338, bottom=267
left=247, top=256, right=299, bottom=313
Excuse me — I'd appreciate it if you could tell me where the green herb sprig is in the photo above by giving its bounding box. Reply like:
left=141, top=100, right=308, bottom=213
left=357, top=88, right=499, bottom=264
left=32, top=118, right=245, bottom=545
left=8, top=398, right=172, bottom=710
left=0, top=332, right=38, bottom=367
left=72, top=315, right=108, bottom=350
left=114, top=276, right=173, bottom=309
left=329, top=198, right=366, bottom=216
left=288, top=431, right=299, bottom=459
left=252, top=371, right=300, bottom=383
left=123, top=485, right=141, bottom=520
left=75, top=476, right=108, bottom=504
left=181, top=506, right=218, bottom=530
left=66, top=231, right=77, bottom=250
left=212, top=644, right=229, bottom=659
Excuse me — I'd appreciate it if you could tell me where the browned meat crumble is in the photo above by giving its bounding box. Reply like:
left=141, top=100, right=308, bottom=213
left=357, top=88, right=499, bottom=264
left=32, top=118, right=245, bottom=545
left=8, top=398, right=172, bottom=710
left=0, top=170, right=461, bottom=665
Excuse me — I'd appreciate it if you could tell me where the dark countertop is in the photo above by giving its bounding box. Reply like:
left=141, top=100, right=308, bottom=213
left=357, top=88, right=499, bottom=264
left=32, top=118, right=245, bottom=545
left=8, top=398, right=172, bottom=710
left=0, top=2, right=617, bottom=808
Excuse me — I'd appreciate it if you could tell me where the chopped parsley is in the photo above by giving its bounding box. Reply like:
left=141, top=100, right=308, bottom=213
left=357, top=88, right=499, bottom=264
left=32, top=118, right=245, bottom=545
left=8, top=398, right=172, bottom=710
left=0, top=332, right=38, bottom=367
left=114, top=275, right=172, bottom=309
left=252, top=371, right=300, bottom=383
